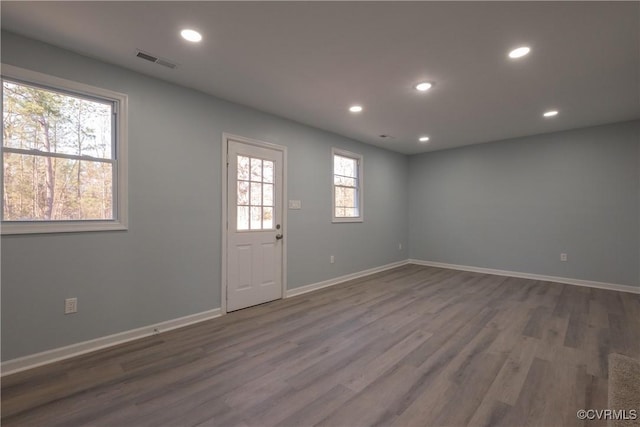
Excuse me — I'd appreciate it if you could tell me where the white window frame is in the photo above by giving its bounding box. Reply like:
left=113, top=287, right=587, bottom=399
left=1, top=64, right=128, bottom=235
left=331, top=147, right=363, bottom=223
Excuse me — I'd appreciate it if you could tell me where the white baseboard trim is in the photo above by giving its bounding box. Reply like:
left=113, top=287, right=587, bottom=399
left=408, top=259, right=640, bottom=294
left=6, top=259, right=635, bottom=376
left=2, top=261, right=410, bottom=376
left=1, top=308, right=222, bottom=377
left=286, top=259, right=410, bottom=298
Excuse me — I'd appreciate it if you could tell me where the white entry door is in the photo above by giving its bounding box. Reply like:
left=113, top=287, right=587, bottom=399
left=226, top=138, right=284, bottom=312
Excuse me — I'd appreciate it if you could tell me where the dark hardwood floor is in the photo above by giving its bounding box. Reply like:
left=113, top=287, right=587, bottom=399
left=2, top=264, right=639, bottom=426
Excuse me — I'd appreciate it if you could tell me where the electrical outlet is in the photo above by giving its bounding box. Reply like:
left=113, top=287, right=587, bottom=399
left=398, top=243, right=403, bottom=251
left=330, top=255, right=335, bottom=264
left=65, top=297, right=78, bottom=314
left=560, top=253, right=568, bottom=262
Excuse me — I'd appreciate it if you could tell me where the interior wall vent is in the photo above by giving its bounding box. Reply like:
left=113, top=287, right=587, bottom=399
left=135, top=50, right=177, bottom=69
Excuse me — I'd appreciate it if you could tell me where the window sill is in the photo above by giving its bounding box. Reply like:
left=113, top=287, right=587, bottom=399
left=332, top=217, right=364, bottom=223
left=1, top=221, right=128, bottom=235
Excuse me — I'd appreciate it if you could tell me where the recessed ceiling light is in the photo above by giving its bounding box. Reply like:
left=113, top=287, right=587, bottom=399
left=181, top=29, right=202, bottom=43
left=543, top=110, right=558, bottom=117
left=349, top=105, right=363, bottom=113
left=415, top=82, right=433, bottom=92
left=508, top=46, right=530, bottom=59
left=419, top=136, right=430, bottom=142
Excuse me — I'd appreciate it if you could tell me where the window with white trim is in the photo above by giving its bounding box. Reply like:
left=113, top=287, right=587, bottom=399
left=332, top=148, right=363, bottom=222
left=1, top=65, right=128, bottom=234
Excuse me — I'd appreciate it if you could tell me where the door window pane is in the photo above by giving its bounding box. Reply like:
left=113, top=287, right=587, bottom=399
left=263, top=184, right=273, bottom=206
left=238, top=156, right=250, bottom=180
left=236, top=154, right=276, bottom=231
left=250, top=182, right=262, bottom=206
left=250, top=158, right=262, bottom=182
left=263, top=207, right=273, bottom=229
left=250, top=206, right=262, bottom=230
left=237, top=181, right=249, bottom=206
left=237, top=206, right=249, bottom=230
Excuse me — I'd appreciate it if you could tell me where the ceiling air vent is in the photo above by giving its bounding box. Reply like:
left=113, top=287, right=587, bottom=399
left=155, top=59, right=177, bottom=69
left=135, top=50, right=177, bottom=69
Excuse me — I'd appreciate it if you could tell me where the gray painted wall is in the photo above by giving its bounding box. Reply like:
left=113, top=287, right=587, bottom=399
left=2, top=31, right=638, bottom=363
left=409, top=121, right=640, bottom=287
left=1, top=32, right=409, bottom=360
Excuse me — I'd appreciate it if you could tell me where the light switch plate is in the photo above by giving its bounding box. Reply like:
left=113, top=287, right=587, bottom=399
left=65, top=297, right=78, bottom=314
left=288, top=200, right=302, bottom=209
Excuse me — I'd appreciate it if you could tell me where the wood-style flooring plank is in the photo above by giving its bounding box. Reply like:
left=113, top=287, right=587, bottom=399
left=2, top=265, right=639, bottom=427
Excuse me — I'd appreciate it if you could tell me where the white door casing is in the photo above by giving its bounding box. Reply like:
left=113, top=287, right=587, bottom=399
left=224, top=136, right=286, bottom=312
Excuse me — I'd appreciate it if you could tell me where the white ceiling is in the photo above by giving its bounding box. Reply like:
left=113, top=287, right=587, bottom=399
left=2, top=1, right=639, bottom=154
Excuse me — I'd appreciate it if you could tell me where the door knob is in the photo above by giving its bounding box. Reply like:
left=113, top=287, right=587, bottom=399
left=275, top=234, right=284, bottom=240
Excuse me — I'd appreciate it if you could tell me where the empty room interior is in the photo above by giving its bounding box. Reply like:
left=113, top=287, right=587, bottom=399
left=1, top=2, right=639, bottom=426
